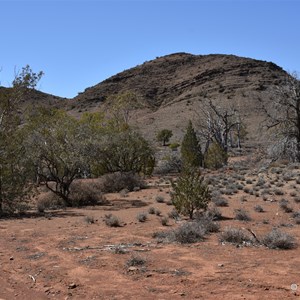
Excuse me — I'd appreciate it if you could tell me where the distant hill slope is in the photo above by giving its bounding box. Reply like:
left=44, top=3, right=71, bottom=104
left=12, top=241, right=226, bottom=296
left=0, top=86, right=66, bottom=110
left=1, top=53, right=291, bottom=144
left=69, top=52, right=289, bottom=142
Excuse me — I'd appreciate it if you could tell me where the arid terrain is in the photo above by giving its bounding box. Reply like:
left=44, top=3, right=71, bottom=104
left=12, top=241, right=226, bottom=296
left=1, top=53, right=299, bottom=299
left=1, top=153, right=300, bottom=300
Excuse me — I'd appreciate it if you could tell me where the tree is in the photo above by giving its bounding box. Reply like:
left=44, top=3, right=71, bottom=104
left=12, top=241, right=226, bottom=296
left=171, top=168, right=211, bottom=219
left=197, top=100, right=243, bottom=158
left=94, top=129, right=155, bottom=176
left=105, top=91, right=141, bottom=131
left=204, top=141, right=228, bottom=169
left=181, top=120, right=203, bottom=168
left=156, top=129, right=173, bottom=146
left=263, top=73, right=300, bottom=162
left=0, top=65, right=43, bottom=215
left=23, top=108, right=90, bottom=206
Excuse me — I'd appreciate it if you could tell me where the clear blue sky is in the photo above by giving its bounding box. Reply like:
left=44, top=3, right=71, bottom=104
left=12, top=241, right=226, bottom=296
left=1, top=0, right=299, bottom=98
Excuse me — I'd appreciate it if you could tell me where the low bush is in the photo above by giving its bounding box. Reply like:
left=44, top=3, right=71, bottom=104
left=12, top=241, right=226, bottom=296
left=220, top=227, right=253, bottom=245
left=101, top=172, right=145, bottom=193
left=173, top=222, right=206, bottom=243
left=36, top=192, right=61, bottom=213
left=69, top=180, right=107, bottom=207
left=160, top=216, right=169, bottom=226
left=235, top=209, right=252, bottom=221
left=155, top=195, right=165, bottom=203
left=195, top=214, right=220, bottom=233
left=254, top=205, right=264, bottom=212
left=212, top=197, right=228, bottom=207
left=137, top=212, right=148, bottom=222
left=126, top=254, right=146, bottom=267
left=279, top=199, right=293, bottom=213
left=262, top=229, right=296, bottom=249
left=84, top=215, right=95, bottom=224
left=104, top=214, right=122, bottom=227
left=168, top=208, right=180, bottom=220
left=148, top=207, right=156, bottom=214
left=205, top=206, right=222, bottom=220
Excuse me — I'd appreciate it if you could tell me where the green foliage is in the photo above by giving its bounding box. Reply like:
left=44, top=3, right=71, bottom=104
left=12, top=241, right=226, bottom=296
left=171, top=168, right=211, bottom=219
left=0, top=65, right=42, bottom=215
left=93, top=129, right=155, bottom=176
left=204, top=141, right=228, bottom=169
left=168, top=142, right=180, bottom=150
left=181, top=121, right=203, bottom=168
left=23, top=108, right=90, bottom=206
left=105, top=91, right=141, bottom=131
left=156, top=129, right=173, bottom=146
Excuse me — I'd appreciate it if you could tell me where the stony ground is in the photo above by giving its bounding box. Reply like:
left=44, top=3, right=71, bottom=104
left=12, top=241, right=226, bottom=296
left=1, top=160, right=300, bottom=299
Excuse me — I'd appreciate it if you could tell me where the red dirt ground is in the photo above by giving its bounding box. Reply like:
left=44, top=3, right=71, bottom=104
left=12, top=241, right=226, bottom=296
left=1, top=176, right=300, bottom=300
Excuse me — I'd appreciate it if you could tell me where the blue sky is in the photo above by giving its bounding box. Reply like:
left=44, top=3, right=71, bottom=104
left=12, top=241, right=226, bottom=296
left=1, top=0, right=299, bottom=98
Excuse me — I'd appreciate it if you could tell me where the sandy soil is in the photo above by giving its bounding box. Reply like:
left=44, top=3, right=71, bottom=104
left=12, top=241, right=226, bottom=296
left=1, top=174, right=300, bottom=300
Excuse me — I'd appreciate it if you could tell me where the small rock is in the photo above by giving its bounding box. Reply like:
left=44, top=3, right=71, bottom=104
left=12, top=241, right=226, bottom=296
left=9, top=256, right=14, bottom=261
left=217, top=263, right=224, bottom=267
left=68, top=283, right=77, bottom=289
left=128, top=266, right=137, bottom=272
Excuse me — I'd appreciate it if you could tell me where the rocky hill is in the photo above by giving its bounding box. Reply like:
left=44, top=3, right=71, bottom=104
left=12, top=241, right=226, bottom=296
left=1, top=53, right=291, bottom=144
left=69, top=52, right=289, bottom=142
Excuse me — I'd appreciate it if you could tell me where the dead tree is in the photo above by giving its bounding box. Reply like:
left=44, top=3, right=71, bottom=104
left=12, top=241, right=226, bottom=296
left=263, top=72, right=300, bottom=162
left=197, top=100, right=244, bottom=154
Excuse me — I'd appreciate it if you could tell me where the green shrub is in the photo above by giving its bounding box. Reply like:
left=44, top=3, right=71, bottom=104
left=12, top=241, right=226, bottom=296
left=171, top=168, right=211, bottom=219
left=181, top=121, right=203, bottom=168
left=169, top=142, right=180, bottom=150
left=204, top=142, right=228, bottom=169
left=156, top=129, right=173, bottom=146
